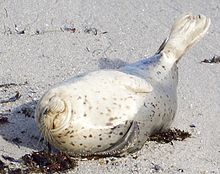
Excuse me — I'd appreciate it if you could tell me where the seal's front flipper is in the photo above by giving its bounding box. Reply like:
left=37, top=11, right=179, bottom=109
left=96, top=121, right=140, bottom=157
left=114, top=73, right=153, bottom=93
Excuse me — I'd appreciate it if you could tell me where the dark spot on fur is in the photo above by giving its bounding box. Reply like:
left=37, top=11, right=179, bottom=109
left=151, top=103, right=155, bottom=108
left=80, top=143, right=83, bottom=146
left=97, top=145, right=102, bottom=147
left=70, top=135, right=74, bottom=138
left=83, top=136, right=87, bottom=138
left=99, top=134, right=102, bottom=136
left=64, top=131, right=70, bottom=136
left=109, top=135, right=111, bottom=138
left=119, top=132, right=123, bottom=135
left=157, top=71, right=161, bottom=75
left=89, top=134, right=93, bottom=138
left=106, top=122, right=113, bottom=126
left=162, top=65, right=166, bottom=70
left=57, top=141, right=62, bottom=145
left=83, top=113, right=87, bottom=117
left=109, top=117, right=118, bottom=121
left=71, top=142, right=75, bottom=146
left=99, top=138, right=102, bottom=141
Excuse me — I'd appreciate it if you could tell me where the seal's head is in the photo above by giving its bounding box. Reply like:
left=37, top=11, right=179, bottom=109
left=35, top=88, right=72, bottom=143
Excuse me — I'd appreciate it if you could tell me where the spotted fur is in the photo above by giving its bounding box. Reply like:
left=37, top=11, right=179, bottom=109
left=35, top=14, right=210, bottom=157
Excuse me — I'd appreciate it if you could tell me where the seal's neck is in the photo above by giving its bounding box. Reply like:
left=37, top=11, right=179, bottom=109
left=120, top=53, right=177, bottom=87
left=146, top=53, right=178, bottom=85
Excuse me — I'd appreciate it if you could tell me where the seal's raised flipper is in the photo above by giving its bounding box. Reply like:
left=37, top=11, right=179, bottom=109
left=160, top=14, right=211, bottom=61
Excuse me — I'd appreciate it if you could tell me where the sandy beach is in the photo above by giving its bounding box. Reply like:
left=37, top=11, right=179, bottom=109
left=0, top=0, right=219, bottom=173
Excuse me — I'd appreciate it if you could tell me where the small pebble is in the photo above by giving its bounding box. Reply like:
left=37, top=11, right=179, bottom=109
left=189, top=124, right=196, bottom=128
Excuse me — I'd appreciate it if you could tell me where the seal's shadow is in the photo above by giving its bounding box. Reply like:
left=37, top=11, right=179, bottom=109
left=0, top=100, right=47, bottom=151
left=98, top=57, right=128, bottom=69
left=0, top=57, right=128, bottom=152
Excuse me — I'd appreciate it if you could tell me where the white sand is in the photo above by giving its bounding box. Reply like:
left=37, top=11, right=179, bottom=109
left=0, top=0, right=219, bottom=173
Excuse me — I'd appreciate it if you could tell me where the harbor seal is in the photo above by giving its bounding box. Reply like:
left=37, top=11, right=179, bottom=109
left=35, top=14, right=210, bottom=157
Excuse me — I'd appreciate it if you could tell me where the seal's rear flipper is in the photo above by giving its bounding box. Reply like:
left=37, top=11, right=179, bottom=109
left=159, top=14, right=211, bottom=61
left=96, top=121, right=140, bottom=157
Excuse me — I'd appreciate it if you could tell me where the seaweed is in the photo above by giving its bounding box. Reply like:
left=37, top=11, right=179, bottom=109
left=0, top=91, right=21, bottom=104
left=0, top=151, right=77, bottom=174
left=0, top=116, right=9, bottom=124
left=21, top=151, right=77, bottom=173
left=201, top=55, right=220, bottom=63
left=148, top=128, right=191, bottom=143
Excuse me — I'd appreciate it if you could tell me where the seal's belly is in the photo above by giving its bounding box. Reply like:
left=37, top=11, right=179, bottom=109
left=51, top=85, right=177, bottom=155
left=50, top=83, right=146, bottom=155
